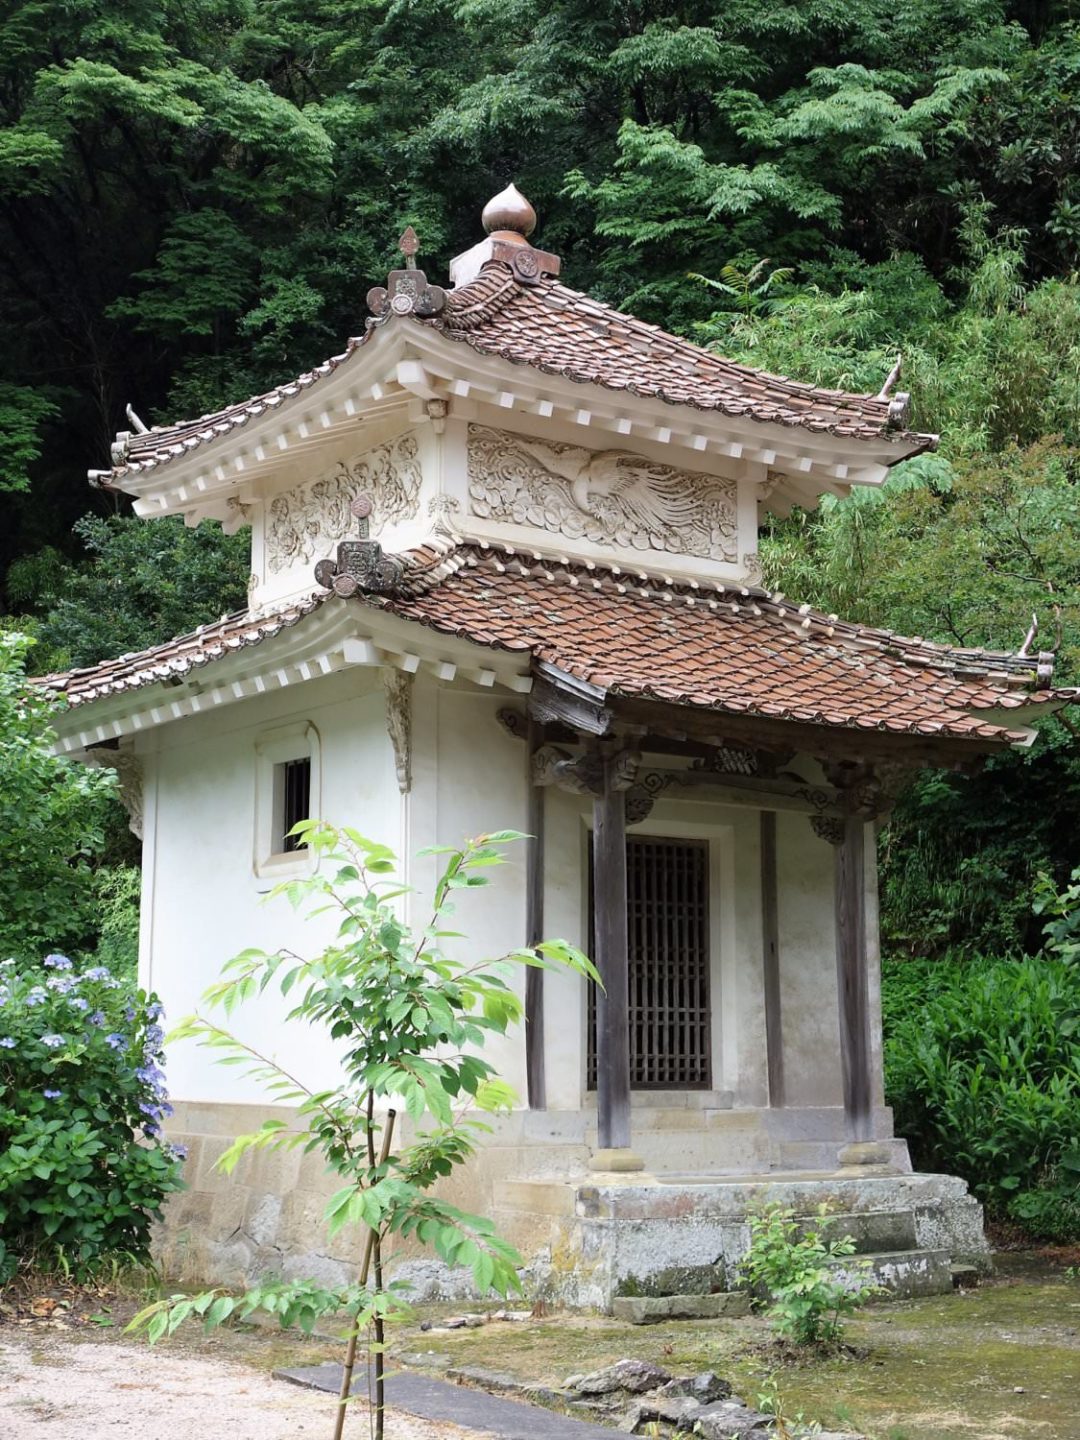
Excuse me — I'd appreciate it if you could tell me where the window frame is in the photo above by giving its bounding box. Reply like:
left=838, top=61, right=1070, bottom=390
left=253, top=721, right=322, bottom=882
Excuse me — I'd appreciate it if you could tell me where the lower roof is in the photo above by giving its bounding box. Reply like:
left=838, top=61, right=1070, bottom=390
left=40, top=540, right=1066, bottom=754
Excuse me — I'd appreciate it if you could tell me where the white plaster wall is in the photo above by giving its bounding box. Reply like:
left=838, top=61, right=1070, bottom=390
left=426, top=681, right=531, bottom=1097
left=775, top=812, right=843, bottom=1106
left=138, top=668, right=401, bottom=1104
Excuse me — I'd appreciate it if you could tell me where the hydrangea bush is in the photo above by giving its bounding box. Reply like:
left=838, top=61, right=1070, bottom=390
left=0, top=954, right=185, bottom=1280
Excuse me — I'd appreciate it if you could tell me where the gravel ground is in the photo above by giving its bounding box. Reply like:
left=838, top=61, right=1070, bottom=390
left=0, top=1330, right=488, bottom=1440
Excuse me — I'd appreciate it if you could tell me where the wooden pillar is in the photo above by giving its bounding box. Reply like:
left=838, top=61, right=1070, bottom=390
left=524, top=719, right=546, bottom=1110
left=760, top=810, right=784, bottom=1108
left=593, top=754, right=631, bottom=1152
left=834, top=816, right=872, bottom=1142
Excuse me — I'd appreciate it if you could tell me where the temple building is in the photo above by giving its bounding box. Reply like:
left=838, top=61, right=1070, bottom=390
left=43, top=187, right=1069, bottom=1305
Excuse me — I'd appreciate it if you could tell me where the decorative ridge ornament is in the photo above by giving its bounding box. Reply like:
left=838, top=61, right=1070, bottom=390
left=313, top=495, right=404, bottom=597
left=482, top=183, right=537, bottom=237
left=366, top=227, right=447, bottom=326
left=450, top=184, right=561, bottom=288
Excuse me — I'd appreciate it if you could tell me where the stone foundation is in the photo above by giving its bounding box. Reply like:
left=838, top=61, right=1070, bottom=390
left=157, top=1099, right=989, bottom=1307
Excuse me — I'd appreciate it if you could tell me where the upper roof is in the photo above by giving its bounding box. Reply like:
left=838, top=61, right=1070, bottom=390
left=436, top=267, right=920, bottom=444
left=41, top=538, right=1061, bottom=754
left=98, top=191, right=931, bottom=492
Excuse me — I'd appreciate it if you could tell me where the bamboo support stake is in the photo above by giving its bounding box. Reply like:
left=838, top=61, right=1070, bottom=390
left=332, top=1108, right=397, bottom=1440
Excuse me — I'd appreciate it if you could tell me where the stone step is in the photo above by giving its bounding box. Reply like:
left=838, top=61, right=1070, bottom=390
left=611, top=1292, right=751, bottom=1324
left=827, top=1246, right=953, bottom=1298
left=793, top=1208, right=918, bottom=1255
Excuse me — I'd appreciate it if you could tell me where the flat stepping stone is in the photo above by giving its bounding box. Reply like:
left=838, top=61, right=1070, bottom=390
left=274, top=1365, right=628, bottom=1440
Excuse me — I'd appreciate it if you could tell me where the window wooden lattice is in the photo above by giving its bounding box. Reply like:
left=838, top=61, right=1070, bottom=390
left=588, top=836, right=711, bottom=1090
left=278, top=758, right=311, bottom=853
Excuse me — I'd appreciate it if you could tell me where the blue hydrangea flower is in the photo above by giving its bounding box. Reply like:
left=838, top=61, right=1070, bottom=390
left=146, top=1001, right=164, bottom=1021
left=43, top=955, right=73, bottom=970
left=124, top=1004, right=136, bottom=1022
left=82, top=966, right=112, bottom=982
left=41, top=1034, right=65, bottom=1048
left=0, top=1037, right=15, bottom=1049
left=46, top=976, right=75, bottom=994
left=144, top=1025, right=165, bottom=1049
left=88, top=1010, right=106, bottom=1027
left=144, top=1122, right=162, bottom=1140
left=43, top=1088, right=63, bottom=1099
left=105, top=1032, right=127, bottom=1050
left=170, top=1143, right=188, bottom=1161
left=70, top=997, right=89, bottom=1012
left=135, top=1063, right=166, bottom=1089
left=25, top=989, right=46, bottom=1007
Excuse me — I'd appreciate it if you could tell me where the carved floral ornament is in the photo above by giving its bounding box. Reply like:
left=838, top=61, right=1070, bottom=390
left=467, top=425, right=738, bottom=562
left=266, top=434, right=421, bottom=574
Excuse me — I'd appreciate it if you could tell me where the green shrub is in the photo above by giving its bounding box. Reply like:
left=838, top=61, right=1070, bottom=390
left=0, top=633, right=118, bottom=963
left=88, top=866, right=142, bottom=981
left=0, top=954, right=184, bottom=1279
left=884, top=954, right=1080, bottom=1237
left=738, top=1204, right=878, bottom=1346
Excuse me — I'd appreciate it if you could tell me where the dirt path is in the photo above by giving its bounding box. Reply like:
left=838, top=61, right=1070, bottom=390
left=0, top=1330, right=487, bottom=1440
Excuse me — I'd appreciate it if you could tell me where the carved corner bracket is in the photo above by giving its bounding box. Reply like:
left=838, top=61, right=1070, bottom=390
left=383, top=670, right=412, bottom=793
left=85, top=748, right=143, bottom=839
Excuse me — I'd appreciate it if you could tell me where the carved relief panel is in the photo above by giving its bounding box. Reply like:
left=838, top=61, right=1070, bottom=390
left=266, top=434, right=421, bottom=574
left=466, top=425, right=738, bottom=562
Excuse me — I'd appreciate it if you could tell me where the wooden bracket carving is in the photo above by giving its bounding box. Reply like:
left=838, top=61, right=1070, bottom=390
left=531, top=744, right=639, bottom=798
left=810, top=814, right=846, bottom=845
left=497, top=706, right=528, bottom=741
left=823, top=758, right=912, bottom=818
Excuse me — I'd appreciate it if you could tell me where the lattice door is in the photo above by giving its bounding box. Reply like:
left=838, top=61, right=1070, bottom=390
left=588, top=836, right=712, bottom=1089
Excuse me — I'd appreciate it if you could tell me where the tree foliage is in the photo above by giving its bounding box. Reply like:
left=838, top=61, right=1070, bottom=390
left=4, top=0, right=1080, bottom=956
left=8, top=515, right=249, bottom=674
left=0, top=635, right=118, bottom=963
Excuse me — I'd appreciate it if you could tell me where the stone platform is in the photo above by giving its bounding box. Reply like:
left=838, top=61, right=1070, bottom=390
left=490, top=1170, right=990, bottom=1310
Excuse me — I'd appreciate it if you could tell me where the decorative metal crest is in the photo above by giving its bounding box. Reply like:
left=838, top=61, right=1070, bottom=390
left=366, top=228, right=446, bottom=326
left=313, top=495, right=404, bottom=597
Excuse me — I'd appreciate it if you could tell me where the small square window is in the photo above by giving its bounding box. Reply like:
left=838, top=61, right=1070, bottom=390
left=274, top=757, right=311, bottom=853
left=253, top=722, right=320, bottom=880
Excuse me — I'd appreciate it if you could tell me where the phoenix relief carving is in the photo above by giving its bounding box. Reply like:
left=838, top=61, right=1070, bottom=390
left=267, top=434, right=421, bottom=574
left=467, top=425, right=737, bottom=561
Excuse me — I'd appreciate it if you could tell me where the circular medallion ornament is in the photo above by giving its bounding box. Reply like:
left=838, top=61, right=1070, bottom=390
left=513, top=249, right=540, bottom=280
left=333, top=573, right=359, bottom=598
left=351, top=494, right=374, bottom=520
left=391, top=293, right=415, bottom=315
left=314, top=558, right=336, bottom=590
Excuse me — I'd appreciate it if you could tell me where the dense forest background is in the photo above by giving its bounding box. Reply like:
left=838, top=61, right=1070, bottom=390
left=2, top=0, right=1080, bottom=956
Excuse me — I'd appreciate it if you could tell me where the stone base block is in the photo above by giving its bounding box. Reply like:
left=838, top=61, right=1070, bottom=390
left=611, top=1292, right=751, bottom=1324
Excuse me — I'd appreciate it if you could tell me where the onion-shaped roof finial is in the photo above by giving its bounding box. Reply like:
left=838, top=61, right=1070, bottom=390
left=482, top=183, right=537, bottom=238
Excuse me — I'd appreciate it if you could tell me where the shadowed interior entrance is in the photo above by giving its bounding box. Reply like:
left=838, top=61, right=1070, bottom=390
left=588, top=835, right=712, bottom=1090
